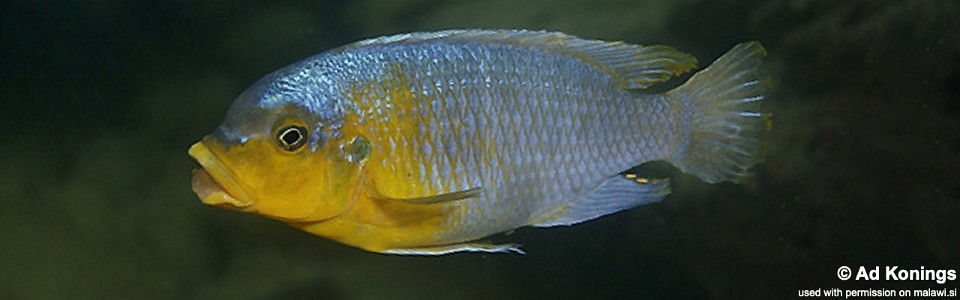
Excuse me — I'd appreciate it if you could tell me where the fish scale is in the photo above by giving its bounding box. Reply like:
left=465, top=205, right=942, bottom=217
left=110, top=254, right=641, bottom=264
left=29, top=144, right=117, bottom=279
left=189, top=30, right=767, bottom=254
left=361, top=45, right=656, bottom=238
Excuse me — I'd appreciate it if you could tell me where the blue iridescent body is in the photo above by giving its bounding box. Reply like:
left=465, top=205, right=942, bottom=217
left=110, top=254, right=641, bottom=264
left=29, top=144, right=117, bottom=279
left=192, top=30, right=767, bottom=254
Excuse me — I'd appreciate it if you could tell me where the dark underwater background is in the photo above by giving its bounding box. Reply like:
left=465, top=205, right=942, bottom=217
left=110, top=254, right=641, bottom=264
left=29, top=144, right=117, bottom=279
left=2, top=0, right=958, bottom=299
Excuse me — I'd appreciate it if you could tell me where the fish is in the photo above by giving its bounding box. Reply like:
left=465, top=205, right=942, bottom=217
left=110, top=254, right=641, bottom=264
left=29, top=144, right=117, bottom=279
left=188, top=29, right=768, bottom=255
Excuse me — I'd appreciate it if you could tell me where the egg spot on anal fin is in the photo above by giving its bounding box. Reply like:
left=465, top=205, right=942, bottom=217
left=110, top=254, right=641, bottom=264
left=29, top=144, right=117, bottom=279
left=623, top=173, right=650, bottom=184
left=527, top=175, right=671, bottom=227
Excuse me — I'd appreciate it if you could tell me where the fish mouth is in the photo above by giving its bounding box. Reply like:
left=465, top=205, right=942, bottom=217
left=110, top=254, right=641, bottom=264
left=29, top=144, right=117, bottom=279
left=188, top=140, right=254, bottom=211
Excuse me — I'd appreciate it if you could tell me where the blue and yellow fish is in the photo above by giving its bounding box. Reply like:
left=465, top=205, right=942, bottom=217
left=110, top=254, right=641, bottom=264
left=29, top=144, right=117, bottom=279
left=189, top=30, right=767, bottom=255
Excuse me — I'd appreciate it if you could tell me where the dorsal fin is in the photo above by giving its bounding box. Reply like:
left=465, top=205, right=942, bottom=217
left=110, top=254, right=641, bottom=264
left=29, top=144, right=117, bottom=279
left=347, top=29, right=698, bottom=90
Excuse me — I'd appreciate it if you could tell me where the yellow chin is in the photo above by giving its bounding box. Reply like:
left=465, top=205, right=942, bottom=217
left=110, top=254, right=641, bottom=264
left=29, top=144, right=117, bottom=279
left=188, top=141, right=254, bottom=211
left=191, top=168, right=247, bottom=209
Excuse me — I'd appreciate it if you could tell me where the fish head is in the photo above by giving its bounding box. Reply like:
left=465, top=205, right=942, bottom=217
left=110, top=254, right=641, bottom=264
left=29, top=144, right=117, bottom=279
left=189, top=71, right=364, bottom=223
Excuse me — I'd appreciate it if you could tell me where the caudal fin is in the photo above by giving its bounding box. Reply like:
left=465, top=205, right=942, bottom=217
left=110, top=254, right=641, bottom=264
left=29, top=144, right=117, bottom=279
left=666, top=42, right=769, bottom=184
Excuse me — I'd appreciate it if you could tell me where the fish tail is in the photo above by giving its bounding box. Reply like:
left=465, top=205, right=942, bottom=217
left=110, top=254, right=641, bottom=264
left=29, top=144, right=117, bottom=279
left=666, top=42, right=769, bottom=184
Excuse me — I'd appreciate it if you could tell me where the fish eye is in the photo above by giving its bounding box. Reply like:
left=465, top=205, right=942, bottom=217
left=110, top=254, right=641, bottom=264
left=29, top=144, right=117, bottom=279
left=276, top=125, right=308, bottom=152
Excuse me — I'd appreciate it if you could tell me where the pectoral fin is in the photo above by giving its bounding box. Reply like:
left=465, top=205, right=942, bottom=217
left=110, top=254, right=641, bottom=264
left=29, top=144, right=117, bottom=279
left=382, top=242, right=524, bottom=255
left=374, top=187, right=481, bottom=205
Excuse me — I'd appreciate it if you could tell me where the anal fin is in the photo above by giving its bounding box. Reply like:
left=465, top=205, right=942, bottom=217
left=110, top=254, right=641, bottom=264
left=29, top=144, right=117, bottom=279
left=529, top=175, right=671, bottom=227
left=382, top=242, right=524, bottom=255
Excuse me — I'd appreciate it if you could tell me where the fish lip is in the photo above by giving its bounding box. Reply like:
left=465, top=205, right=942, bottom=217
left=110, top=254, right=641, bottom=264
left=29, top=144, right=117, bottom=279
left=188, top=139, right=255, bottom=210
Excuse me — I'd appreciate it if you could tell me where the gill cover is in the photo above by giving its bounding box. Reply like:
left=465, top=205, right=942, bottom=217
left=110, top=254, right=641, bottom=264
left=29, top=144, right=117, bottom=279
left=189, top=68, right=365, bottom=222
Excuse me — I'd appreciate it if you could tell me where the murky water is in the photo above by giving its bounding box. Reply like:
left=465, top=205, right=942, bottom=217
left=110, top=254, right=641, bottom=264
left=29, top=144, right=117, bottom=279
left=2, top=1, right=958, bottom=299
